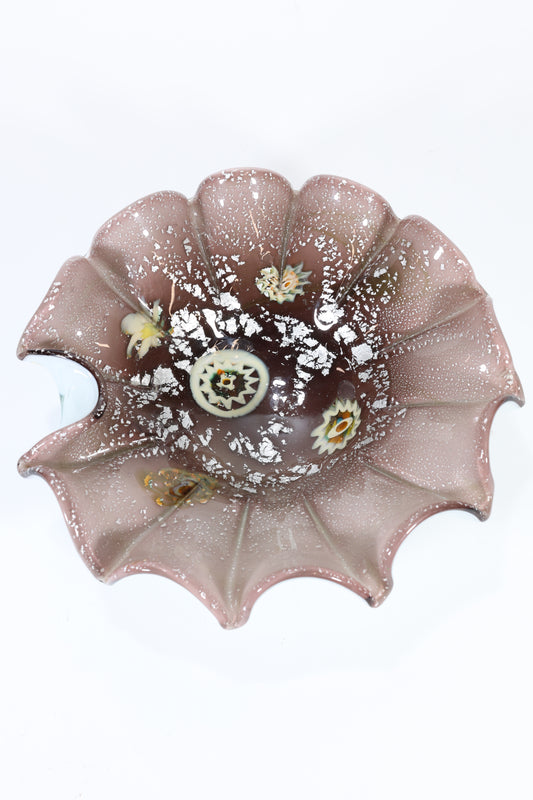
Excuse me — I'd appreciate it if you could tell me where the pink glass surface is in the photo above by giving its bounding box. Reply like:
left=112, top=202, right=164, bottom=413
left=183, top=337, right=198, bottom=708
left=18, top=169, right=524, bottom=627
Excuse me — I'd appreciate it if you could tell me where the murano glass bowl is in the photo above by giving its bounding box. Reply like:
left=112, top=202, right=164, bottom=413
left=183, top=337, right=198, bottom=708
left=18, top=169, right=524, bottom=628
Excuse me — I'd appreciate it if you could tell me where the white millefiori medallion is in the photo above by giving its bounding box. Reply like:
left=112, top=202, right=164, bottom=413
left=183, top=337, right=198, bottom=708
left=190, top=349, right=269, bottom=418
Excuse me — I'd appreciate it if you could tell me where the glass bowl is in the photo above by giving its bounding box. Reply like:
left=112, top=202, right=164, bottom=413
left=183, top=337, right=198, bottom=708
left=18, top=169, right=524, bottom=627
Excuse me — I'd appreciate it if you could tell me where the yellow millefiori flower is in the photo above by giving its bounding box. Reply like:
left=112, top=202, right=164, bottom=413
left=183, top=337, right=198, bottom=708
left=311, top=397, right=361, bottom=455
left=143, top=467, right=217, bottom=507
left=121, top=300, right=165, bottom=359
left=255, top=262, right=312, bottom=303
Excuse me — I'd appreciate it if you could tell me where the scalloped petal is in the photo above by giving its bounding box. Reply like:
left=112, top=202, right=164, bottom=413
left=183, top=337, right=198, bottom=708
left=193, top=168, right=294, bottom=308
left=17, top=256, right=138, bottom=378
left=90, top=190, right=216, bottom=310
left=343, top=215, right=488, bottom=350
left=284, top=174, right=398, bottom=313
left=360, top=401, right=500, bottom=518
left=219, top=495, right=387, bottom=626
left=385, top=295, right=524, bottom=406
left=18, top=381, right=162, bottom=474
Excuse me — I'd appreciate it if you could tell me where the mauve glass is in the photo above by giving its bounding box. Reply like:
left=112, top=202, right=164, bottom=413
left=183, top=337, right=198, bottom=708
left=18, top=169, right=524, bottom=627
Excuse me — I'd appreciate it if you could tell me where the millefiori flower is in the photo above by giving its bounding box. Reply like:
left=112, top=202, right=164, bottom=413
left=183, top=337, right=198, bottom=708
left=121, top=300, right=166, bottom=358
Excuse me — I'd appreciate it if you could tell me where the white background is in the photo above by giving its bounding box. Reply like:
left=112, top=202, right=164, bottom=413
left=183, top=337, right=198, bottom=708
left=1, top=1, right=532, bottom=798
